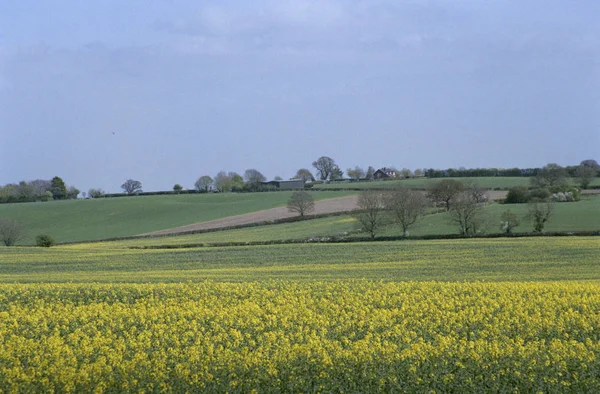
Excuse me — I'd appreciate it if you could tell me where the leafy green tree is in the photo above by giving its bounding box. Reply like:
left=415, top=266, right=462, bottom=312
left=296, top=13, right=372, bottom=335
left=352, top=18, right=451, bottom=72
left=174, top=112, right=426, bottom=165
left=195, top=176, right=214, bottom=192
left=173, top=184, right=183, bottom=193
left=294, top=169, right=314, bottom=182
left=527, top=199, right=554, bottom=233
left=427, top=179, right=464, bottom=211
left=531, top=163, right=567, bottom=189
left=365, top=166, right=375, bottom=180
left=505, top=186, right=530, bottom=204
left=500, top=210, right=520, bottom=234
left=346, top=166, right=365, bottom=181
left=121, top=179, right=143, bottom=195
left=50, top=176, right=68, bottom=200
left=67, top=186, right=80, bottom=199
left=575, top=164, right=596, bottom=189
left=312, top=156, right=337, bottom=181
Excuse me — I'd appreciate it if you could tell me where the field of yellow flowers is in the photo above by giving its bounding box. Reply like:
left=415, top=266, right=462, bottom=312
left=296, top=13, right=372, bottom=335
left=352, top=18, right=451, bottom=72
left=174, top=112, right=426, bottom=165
left=1, top=280, right=599, bottom=392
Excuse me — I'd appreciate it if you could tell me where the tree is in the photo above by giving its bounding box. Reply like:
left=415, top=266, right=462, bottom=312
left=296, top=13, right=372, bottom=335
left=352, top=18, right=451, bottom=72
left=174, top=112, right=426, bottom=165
left=195, top=176, right=214, bottom=192
left=287, top=191, right=315, bottom=217
left=531, top=163, right=567, bottom=189
left=50, top=176, right=68, bottom=200
left=330, top=166, right=344, bottom=181
left=121, top=179, right=142, bottom=195
left=274, top=176, right=283, bottom=181
left=580, top=159, right=599, bottom=169
left=244, top=169, right=266, bottom=191
left=400, top=168, right=413, bottom=178
left=355, top=190, right=386, bottom=239
left=294, top=169, right=314, bottom=183
left=527, top=199, right=554, bottom=232
left=30, top=179, right=51, bottom=197
left=213, top=171, right=230, bottom=192
left=67, top=186, right=80, bottom=199
left=0, top=219, right=24, bottom=246
left=173, top=184, right=183, bottom=193
left=384, top=187, right=427, bottom=236
left=228, top=172, right=246, bottom=192
left=88, top=188, right=105, bottom=198
left=36, top=234, right=55, bottom=247
left=500, top=210, right=520, bottom=234
left=365, top=166, right=375, bottom=180
left=427, top=179, right=464, bottom=211
left=413, top=169, right=424, bottom=177
left=575, top=164, right=597, bottom=189
left=448, top=190, right=488, bottom=236
left=312, top=156, right=336, bottom=181
left=346, top=166, right=365, bottom=181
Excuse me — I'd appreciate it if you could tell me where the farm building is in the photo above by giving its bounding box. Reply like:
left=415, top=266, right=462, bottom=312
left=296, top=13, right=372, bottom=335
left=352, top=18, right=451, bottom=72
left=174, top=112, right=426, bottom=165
left=261, top=179, right=305, bottom=190
left=373, top=168, right=398, bottom=179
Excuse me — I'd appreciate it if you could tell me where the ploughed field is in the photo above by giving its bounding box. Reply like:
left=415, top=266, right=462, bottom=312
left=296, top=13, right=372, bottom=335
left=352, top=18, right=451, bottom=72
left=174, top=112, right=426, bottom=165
left=1, top=281, right=599, bottom=392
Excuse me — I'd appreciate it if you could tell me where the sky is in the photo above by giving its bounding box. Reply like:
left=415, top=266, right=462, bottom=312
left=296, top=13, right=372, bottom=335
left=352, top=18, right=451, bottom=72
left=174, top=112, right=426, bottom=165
left=1, top=0, right=599, bottom=193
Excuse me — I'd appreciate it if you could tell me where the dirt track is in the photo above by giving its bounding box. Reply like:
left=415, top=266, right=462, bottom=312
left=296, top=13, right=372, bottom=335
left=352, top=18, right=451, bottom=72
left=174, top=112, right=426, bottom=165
left=140, top=190, right=511, bottom=237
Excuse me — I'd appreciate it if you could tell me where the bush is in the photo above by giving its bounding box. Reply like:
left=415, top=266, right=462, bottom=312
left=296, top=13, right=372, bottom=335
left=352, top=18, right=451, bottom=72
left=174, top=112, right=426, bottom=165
left=36, top=234, right=55, bottom=247
left=529, top=188, right=551, bottom=201
left=504, top=186, right=530, bottom=204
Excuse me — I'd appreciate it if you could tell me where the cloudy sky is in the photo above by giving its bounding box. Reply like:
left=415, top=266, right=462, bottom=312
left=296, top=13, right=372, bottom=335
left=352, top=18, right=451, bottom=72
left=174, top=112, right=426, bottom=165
left=1, top=0, right=598, bottom=192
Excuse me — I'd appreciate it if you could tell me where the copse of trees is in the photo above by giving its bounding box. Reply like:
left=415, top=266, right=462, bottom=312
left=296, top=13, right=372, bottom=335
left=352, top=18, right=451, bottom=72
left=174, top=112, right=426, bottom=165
left=0, top=178, right=80, bottom=204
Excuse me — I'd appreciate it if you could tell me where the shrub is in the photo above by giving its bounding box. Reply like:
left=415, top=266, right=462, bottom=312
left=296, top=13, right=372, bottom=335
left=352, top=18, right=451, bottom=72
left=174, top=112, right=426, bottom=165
left=504, top=186, right=530, bottom=204
left=36, top=234, right=55, bottom=247
left=529, top=188, right=551, bottom=201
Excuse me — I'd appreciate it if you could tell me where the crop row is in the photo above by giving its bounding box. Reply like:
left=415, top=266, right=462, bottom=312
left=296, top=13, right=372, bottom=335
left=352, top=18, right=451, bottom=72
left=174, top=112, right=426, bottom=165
left=0, top=281, right=599, bottom=392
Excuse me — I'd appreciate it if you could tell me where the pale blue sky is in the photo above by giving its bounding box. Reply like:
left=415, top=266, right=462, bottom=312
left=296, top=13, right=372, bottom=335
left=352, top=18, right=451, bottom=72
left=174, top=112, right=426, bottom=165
left=1, top=0, right=598, bottom=192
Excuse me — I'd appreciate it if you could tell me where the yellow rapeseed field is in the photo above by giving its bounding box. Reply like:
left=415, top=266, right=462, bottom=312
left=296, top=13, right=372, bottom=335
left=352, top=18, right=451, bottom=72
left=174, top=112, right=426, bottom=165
left=0, top=281, right=598, bottom=392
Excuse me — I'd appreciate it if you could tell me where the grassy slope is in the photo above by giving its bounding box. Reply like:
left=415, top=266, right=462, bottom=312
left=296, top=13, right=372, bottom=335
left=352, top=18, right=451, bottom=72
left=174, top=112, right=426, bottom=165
left=313, top=177, right=600, bottom=190
left=98, top=196, right=600, bottom=247
left=0, top=237, right=598, bottom=282
left=0, top=191, right=353, bottom=245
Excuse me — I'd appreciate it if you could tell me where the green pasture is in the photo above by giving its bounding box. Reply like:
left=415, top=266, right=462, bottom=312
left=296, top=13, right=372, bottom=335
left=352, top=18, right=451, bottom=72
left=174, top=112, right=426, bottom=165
left=0, top=237, right=598, bottom=283
left=96, top=196, right=600, bottom=248
left=313, top=176, right=600, bottom=190
left=0, top=191, right=353, bottom=245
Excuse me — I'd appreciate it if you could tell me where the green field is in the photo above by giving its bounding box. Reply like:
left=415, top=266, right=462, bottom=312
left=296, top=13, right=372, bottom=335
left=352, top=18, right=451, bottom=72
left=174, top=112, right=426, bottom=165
left=313, top=176, right=600, bottom=190
left=0, top=191, right=352, bottom=245
left=1, top=237, right=598, bottom=283
left=86, top=196, right=600, bottom=248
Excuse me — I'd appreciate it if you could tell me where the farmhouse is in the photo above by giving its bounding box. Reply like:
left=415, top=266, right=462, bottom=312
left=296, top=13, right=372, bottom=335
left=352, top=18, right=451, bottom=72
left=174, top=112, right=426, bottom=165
left=373, top=168, right=398, bottom=180
left=261, top=179, right=305, bottom=190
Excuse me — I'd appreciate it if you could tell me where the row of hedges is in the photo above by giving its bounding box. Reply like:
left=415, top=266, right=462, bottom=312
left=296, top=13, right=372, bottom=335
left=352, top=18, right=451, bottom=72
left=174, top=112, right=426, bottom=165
left=129, top=230, right=600, bottom=250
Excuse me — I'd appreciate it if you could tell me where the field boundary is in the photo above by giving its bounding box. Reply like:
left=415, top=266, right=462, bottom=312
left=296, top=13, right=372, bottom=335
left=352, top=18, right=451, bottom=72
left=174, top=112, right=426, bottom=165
left=126, top=230, right=600, bottom=250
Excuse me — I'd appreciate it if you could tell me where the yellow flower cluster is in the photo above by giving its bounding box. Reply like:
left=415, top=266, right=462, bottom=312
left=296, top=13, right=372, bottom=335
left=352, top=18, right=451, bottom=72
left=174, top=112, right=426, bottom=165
left=0, top=281, right=598, bottom=392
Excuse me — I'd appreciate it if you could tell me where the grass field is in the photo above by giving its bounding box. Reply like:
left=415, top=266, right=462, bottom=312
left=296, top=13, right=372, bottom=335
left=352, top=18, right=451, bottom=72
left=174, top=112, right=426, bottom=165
left=81, top=196, right=600, bottom=248
left=0, top=191, right=352, bottom=245
left=1, top=237, right=598, bottom=282
left=313, top=176, right=600, bottom=190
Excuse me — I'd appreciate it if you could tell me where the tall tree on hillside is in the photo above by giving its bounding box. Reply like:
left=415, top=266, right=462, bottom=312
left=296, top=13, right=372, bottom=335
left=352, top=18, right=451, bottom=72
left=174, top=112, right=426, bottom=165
left=312, top=156, right=337, bottom=181
left=576, top=164, right=597, bottom=189
left=294, top=169, right=315, bottom=183
left=287, top=191, right=315, bottom=217
left=195, top=176, right=214, bottom=192
left=121, top=179, right=143, bottom=195
left=50, top=176, right=68, bottom=200
left=355, top=190, right=386, bottom=239
left=244, top=169, right=266, bottom=191
left=346, top=166, right=365, bottom=181
left=427, top=179, right=464, bottom=211
left=384, top=187, right=428, bottom=236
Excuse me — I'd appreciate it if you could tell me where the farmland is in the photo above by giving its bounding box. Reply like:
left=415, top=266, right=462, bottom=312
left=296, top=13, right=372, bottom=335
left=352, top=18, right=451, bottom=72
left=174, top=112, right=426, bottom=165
left=0, top=191, right=353, bottom=245
left=0, top=281, right=599, bottom=392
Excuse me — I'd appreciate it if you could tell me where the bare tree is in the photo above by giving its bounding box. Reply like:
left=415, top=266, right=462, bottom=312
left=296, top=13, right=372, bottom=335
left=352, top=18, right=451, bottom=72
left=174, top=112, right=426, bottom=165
left=121, top=179, right=142, bottom=195
left=0, top=219, right=24, bottom=246
left=427, top=179, right=464, bottom=211
left=449, top=190, right=488, bottom=236
left=500, top=210, right=520, bottom=234
left=576, top=164, right=597, bottom=189
left=355, top=190, right=386, bottom=239
left=346, top=166, right=365, bottom=181
left=294, top=169, right=314, bottom=183
left=527, top=199, right=554, bottom=233
left=287, top=191, right=315, bottom=217
left=399, top=168, right=413, bottom=178
left=195, top=176, right=214, bottom=192
left=413, top=169, right=424, bottom=177
left=384, top=187, right=428, bottom=236
left=312, top=156, right=337, bottom=181
left=88, top=188, right=105, bottom=198
left=213, top=172, right=230, bottom=192
left=244, top=169, right=266, bottom=191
